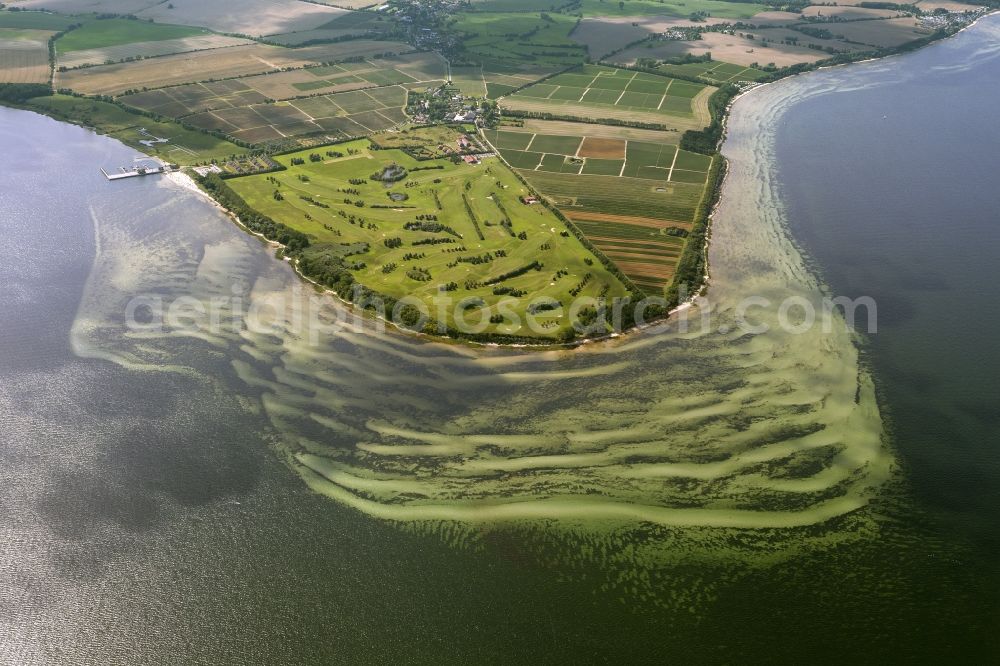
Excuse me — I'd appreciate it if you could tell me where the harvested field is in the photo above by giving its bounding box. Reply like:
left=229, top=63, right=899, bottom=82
left=619, top=32, right=827, bottom=68
left=57, top=41, right=414, bottom=95
left=57, top=34, right=254, bottom=69
left=577, top=137, right=626, bottom=160
left=136, top=0, right=351, bottom=37
left=0, top=28, right=51, bottom=84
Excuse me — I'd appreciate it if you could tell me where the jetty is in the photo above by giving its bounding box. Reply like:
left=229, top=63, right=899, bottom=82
left=101, top=156, right=175, bottom=181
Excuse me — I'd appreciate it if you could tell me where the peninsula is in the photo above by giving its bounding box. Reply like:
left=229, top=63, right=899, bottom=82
left=0, top=0, right=991, bottom=342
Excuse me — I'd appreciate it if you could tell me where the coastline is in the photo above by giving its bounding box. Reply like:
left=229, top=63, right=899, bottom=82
left=10, top=11, right=990, bottom=349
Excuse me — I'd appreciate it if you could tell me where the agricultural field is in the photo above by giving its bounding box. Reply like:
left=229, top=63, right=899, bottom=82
left=655, top=60, right=771, bottom=84
left=231, top=52, right=446, bottom=101
left=57, top=40, right=414, bottom=95
left=0, top=8, right=79, bottom=30
left=10, top=0, right=162, bottom=14
left=620, top=31, right=828, bottom=69
left=570, top=15, right=737, bottom=59
left=57, top=34, right=254, bottom=69
left=0, top=28, right=52, bottom=84
left=573, top=0, right=768, bottom=19
left=266, top=8, right=395, bottom=44
left=179, top=85, right=409, bottom=145
left=501, top=65, right=714, bottom=129
left=134, top=0, right=351, bottom=37
left=22, top=94, right=244, bottom=163
left=120, top=79, right=272, bottom=118
left=54, top=18, right=208, bottom=53
left=481, top=65, right=559, bottom=98
left=306, top=0, right=380, bottom=8
left=800, top=5, right=906, bottom=20
left=519, top=169, right=711, bottom=293
left=485, top=128, right=712, bottom=182
left=448, top=65, right=488, bottom=97
left=819, top=17, right=933, bottom=49
left=226, top=133, right=630, bottom=339
left=451, top=10, right=587, bottom=69
left=469, top=0, right=768, bottom=17
left=504, top=118, right=683, bottom=144
left=483, top=122, right=712, bottom=293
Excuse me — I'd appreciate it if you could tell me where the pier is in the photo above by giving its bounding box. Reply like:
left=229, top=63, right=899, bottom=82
left=101, top=156, right=175, bottom=181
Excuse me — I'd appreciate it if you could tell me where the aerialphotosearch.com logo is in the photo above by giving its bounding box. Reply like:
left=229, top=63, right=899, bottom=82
left=123, top=281, right=877, bottom=344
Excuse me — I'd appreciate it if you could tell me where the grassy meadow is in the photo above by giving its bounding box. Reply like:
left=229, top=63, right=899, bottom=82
left=55, top=18, right=208, bottom=53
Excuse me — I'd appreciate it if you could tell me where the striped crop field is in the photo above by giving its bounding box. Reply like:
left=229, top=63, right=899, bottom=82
left=501, top=64, right=715, bottom=129
left=504, top=155, right=715, bottom=294
left=485, top=130, right=712, bottom=184
left=0, top=29, right=52, bottom=84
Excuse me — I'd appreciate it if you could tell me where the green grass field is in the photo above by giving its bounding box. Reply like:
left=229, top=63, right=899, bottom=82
left=452, top=11, right=586, bottom=68
left=576, top=0, right=765, bottom=19
left=56, top=19, right=208, bottom=53
left=25, top=94, right=244, bottom=163
left=0, top=10, right=78, bottom=30
left=504, top=65, right=712, bottom=123
left=521, top=170, right=705, bottom=222
left=226, top=134, right=630, bottom=338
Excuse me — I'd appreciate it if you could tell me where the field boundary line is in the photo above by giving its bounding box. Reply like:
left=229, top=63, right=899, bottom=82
left=573, top=136, right=585, bottom=158
left=656, top=78, right=674, bottom=110
left=666, top=145, right=679, bottom=182
left=524, top=133, right=538, bottom=151
left=614, top=71, right=638, bottom=106
left=619, top=139, right=628, bottom=177
left=534, top=152, right=546, bottom=170
left=289, top=101, right=317, bottom=121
